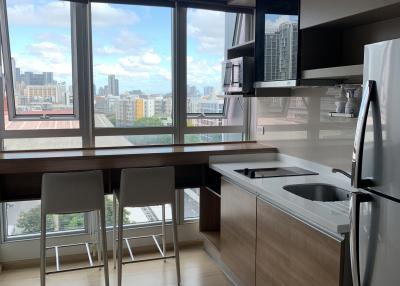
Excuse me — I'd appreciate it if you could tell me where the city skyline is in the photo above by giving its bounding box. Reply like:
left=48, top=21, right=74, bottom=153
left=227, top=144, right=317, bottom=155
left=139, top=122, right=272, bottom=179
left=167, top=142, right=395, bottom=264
left=6, top=0, right=226, bottom=95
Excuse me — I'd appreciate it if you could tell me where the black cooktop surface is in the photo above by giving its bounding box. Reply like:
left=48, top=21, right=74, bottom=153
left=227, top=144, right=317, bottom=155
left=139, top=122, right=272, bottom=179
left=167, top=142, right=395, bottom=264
left=235, top=167, right=318, bottom=179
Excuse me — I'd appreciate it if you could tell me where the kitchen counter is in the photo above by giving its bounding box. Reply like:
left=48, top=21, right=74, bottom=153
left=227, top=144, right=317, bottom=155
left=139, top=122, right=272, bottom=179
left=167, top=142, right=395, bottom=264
left=210, top=152, right=357, bottom=237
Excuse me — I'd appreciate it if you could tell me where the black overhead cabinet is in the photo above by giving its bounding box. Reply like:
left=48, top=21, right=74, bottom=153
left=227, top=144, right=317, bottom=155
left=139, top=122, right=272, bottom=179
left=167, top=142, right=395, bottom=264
left=254, top=0, right=301, bottom=88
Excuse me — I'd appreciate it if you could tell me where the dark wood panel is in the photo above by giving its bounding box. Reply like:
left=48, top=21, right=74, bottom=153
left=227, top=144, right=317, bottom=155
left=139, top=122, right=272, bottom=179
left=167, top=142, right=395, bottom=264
left=256, top=198, right=343, bottom=286
left=220, top=178, right=256, bottom=286
left=0, top=142, right=276, bottom=174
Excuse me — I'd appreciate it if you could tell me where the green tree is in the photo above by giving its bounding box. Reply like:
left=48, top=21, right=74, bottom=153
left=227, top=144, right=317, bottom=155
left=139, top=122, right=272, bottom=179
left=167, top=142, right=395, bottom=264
left=132, top=116, right=163, bottom=127
left=16, top=197, right=131, bottom=235
left=105, top=196, right=131, bottom=226
left=16, top=207, right=55, bottom=234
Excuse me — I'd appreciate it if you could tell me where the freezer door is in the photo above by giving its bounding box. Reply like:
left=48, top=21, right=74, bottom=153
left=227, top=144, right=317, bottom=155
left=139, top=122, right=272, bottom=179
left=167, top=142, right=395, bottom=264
left=362, top=39, right=400, bottom=200
left=358, top=193, right=400, bottom=285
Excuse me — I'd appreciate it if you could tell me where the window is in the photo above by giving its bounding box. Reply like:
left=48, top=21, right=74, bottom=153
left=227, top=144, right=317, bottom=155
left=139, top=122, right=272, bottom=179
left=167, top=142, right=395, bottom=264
left=103, top=195, right=172, bottom=228
left=2, top=0, right=78, bottom=121
left=186, top=9, right=244, bottom=129
left=3, top=200, right=85, bottom=240
left=184, top=188, right=199, bottom=220
left=95, top=135, right=173, bottom=148
left=91, top=3, right=173, bottom=129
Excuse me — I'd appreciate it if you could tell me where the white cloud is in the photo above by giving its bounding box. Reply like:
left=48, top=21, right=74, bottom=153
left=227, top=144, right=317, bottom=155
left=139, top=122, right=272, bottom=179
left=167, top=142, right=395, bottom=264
left=187, top=56, right=222, bottom=88
left=265, top=15, right=291, bottom=32
left=14, top=41, right=72, bottom=78
left=96, top=30, right=145, bottom=55
left=91, top=3, right=140, bottom=27
left=187, top=9, right=225, bottom=55
left=7, top=1, right=140, bottom=28
left=142, top=50, right=162, bottom=65
left=94, top=49, right=169, bottom=81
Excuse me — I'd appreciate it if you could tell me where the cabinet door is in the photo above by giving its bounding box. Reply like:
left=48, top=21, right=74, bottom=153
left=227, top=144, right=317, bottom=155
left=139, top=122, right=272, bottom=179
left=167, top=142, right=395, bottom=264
left=221, top=178, right=257, bottom=286
left=300, top=0, right=400, bottom=29
left=256, top=198, right=343, bottom=286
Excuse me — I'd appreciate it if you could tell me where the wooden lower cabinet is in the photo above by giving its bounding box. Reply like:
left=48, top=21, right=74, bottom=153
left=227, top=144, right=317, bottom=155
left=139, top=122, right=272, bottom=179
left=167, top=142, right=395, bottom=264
left=256, top=198, right=344, bottom=286
left=220, top=178, right=257, bottom=286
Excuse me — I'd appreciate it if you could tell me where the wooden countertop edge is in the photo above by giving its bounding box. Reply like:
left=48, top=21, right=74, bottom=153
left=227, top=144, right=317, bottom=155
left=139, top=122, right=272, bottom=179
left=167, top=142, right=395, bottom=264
left=0, top=141, right=277, bottom=161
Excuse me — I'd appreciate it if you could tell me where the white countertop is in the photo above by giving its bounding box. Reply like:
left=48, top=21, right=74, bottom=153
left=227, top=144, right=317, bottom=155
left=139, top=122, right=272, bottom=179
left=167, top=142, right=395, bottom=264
left=210, top=153, right=358, bottom=238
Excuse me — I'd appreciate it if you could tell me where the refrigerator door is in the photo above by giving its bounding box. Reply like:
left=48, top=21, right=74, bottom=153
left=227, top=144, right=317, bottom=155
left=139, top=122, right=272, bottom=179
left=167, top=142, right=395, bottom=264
left=358, top=193, right=400, bottom=285
left=362, top=39, right=400, bottom=200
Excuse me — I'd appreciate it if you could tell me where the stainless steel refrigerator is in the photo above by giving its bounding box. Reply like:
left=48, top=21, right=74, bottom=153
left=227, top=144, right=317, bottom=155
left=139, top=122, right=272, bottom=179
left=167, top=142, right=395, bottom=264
left=350, top=38, right=400, bottom=286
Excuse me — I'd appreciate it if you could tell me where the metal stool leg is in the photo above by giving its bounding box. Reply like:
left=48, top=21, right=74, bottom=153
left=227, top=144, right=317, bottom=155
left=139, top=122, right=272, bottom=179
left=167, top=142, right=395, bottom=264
left=117, top=203, right=124, bottom=286
left=40, top=212, right=47, bottom=286
left=171, top=203, right=181, bottom=285
left=96, top=211, right=101, bottom=267
left=113, top=194, right=117, bottom=269
left=162, top=204, right=166, bottom=262
left=100, top=208, right=110, bottom=286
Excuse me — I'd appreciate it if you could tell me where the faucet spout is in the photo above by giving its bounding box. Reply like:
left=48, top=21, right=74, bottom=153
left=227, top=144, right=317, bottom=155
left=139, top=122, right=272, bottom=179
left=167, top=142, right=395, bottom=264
left=332, top=168, right=352, bottom=179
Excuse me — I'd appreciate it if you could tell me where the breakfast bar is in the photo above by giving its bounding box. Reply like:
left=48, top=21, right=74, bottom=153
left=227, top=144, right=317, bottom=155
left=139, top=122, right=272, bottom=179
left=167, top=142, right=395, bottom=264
left=0, top=142, right=276, bottom=202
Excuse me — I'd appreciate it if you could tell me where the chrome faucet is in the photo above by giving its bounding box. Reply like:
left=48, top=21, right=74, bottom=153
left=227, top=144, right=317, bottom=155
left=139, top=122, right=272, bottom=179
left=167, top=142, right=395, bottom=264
left=332, top=168, right=352, bottom=179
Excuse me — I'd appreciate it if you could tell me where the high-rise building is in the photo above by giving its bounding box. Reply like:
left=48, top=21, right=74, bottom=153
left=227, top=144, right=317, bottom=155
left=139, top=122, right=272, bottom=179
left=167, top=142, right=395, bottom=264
left=135, top=98, right=144, bottom=120
left=204, top=86, right=214, bottom=97
left=264, top=21, right=298, bottom=81
left=108, top=75, right=119, bottom=97
left=115, top=97, right=135, bottom=127
left=144, top=99, right=155, bottom=118
left=187, top=85, right=199, bottom=97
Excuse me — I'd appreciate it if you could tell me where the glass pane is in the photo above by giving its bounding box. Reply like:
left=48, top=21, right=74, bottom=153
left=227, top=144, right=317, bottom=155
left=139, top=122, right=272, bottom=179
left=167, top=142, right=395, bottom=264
left=3, top=137, right=82, bottom=151
left=6, top=0, right=75, bottom=116
left=5, top=201, right=85, bottom=238
left=186, top=9, right=244, bottom=127
left=91, top=3, right=173, bottom=128
left=184, top=133, right=243, bottom=144
left=184, top=188, right=199, bottom=220
left=264, top=14, right=298, bottom=81
left=105, top=195, right=171, bottom=227
left=95, top=135, right=173, bottom=148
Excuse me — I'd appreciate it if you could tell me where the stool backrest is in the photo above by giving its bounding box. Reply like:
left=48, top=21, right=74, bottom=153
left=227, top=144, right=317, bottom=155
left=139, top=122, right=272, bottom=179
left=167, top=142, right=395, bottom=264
left=42, top=170, right=105, bottom=215
left=119, top=167, right=175, bottom=208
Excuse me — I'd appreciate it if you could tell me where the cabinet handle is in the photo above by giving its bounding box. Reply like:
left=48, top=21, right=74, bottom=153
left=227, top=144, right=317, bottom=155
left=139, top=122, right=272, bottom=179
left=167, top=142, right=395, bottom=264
left=351, top=80, right=376, bottom=188
left=349, top=192, right=371, bottom=286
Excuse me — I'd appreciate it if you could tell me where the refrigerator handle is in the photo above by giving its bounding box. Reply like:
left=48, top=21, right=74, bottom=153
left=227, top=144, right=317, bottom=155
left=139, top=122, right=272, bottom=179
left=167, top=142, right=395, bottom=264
left=350, top=192, right=372, bottom=286
left=351, top=80, right=376, bottom=188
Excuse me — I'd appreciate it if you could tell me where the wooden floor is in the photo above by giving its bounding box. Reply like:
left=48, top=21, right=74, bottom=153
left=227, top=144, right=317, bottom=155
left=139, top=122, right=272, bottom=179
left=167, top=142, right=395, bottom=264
left=0, top=246, right=231, bottom=286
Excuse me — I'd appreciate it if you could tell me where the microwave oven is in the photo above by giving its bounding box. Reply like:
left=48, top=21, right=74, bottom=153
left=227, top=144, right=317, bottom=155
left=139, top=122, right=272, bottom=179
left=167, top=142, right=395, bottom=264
left=222, top=56, right=254, bottom=95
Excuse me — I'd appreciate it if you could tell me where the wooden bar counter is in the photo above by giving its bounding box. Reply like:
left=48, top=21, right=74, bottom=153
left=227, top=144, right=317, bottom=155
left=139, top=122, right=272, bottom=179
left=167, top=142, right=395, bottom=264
left=0, top=142, right=276, bottom=202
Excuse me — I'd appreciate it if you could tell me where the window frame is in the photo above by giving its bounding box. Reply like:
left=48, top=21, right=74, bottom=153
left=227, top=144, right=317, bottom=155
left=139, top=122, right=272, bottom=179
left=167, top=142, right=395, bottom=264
left=1, top=202, right=89, bottom=242
left=89, top=1, right=177, bottom=143
left=0, top=0, right=80, bottom=122
left=0, top=1, right=252, bottom=243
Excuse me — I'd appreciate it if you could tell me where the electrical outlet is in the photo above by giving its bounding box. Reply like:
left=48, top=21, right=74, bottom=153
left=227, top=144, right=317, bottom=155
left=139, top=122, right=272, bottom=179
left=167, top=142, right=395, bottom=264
left=256, top=125, right=265, bottom=135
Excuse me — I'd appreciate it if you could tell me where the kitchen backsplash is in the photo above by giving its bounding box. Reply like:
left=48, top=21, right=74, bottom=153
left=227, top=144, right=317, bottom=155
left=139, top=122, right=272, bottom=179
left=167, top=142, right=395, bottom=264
left=252, top=87, right=359, bottom=171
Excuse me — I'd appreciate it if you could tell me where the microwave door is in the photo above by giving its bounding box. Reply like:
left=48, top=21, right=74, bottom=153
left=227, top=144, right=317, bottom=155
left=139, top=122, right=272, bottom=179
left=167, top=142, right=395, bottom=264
left=224, top=62, right=233, bottom=87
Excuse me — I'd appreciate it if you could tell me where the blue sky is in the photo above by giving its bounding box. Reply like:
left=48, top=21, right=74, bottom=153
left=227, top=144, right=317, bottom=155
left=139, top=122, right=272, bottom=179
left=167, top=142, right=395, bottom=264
left=7, top=1, right=226, bottom=95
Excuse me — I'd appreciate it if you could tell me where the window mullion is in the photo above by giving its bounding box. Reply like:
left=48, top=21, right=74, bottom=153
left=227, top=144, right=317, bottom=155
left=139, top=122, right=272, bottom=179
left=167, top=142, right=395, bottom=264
left=0, top=0, right=15, bottom=122
left=174, top=4, right=187, bottom=144
left=71, top=2, right=94, bottom=148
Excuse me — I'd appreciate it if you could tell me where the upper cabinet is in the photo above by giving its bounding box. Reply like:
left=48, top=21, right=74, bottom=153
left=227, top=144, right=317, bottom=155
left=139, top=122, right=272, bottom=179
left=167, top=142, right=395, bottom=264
left=254, top=0, right=300, bottom=88
left=300, top=0, right=400, bottom=29
left=253, top=0, right=400, bottom=93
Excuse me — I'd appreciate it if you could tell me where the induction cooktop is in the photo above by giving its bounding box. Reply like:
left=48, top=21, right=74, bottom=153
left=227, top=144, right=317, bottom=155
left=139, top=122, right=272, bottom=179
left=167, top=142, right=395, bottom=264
left=235, top=167, right=318, bottom=179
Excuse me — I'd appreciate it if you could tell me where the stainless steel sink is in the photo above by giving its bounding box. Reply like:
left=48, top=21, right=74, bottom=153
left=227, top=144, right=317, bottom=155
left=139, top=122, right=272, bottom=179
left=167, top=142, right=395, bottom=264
left=283, top=183, right=351, bottom=202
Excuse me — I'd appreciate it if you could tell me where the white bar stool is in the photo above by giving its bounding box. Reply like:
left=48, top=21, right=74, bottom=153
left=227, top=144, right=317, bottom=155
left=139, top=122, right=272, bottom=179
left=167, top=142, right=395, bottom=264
left=40, top=170, right=109, bottom=286
left=112, top=167, right=181, bottom=286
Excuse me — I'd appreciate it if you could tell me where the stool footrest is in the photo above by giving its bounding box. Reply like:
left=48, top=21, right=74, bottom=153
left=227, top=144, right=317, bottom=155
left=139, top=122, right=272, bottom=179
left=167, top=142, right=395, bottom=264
left=122, top=255, right=175, bottom=265
left=46, top=264, right=104, bottom=275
